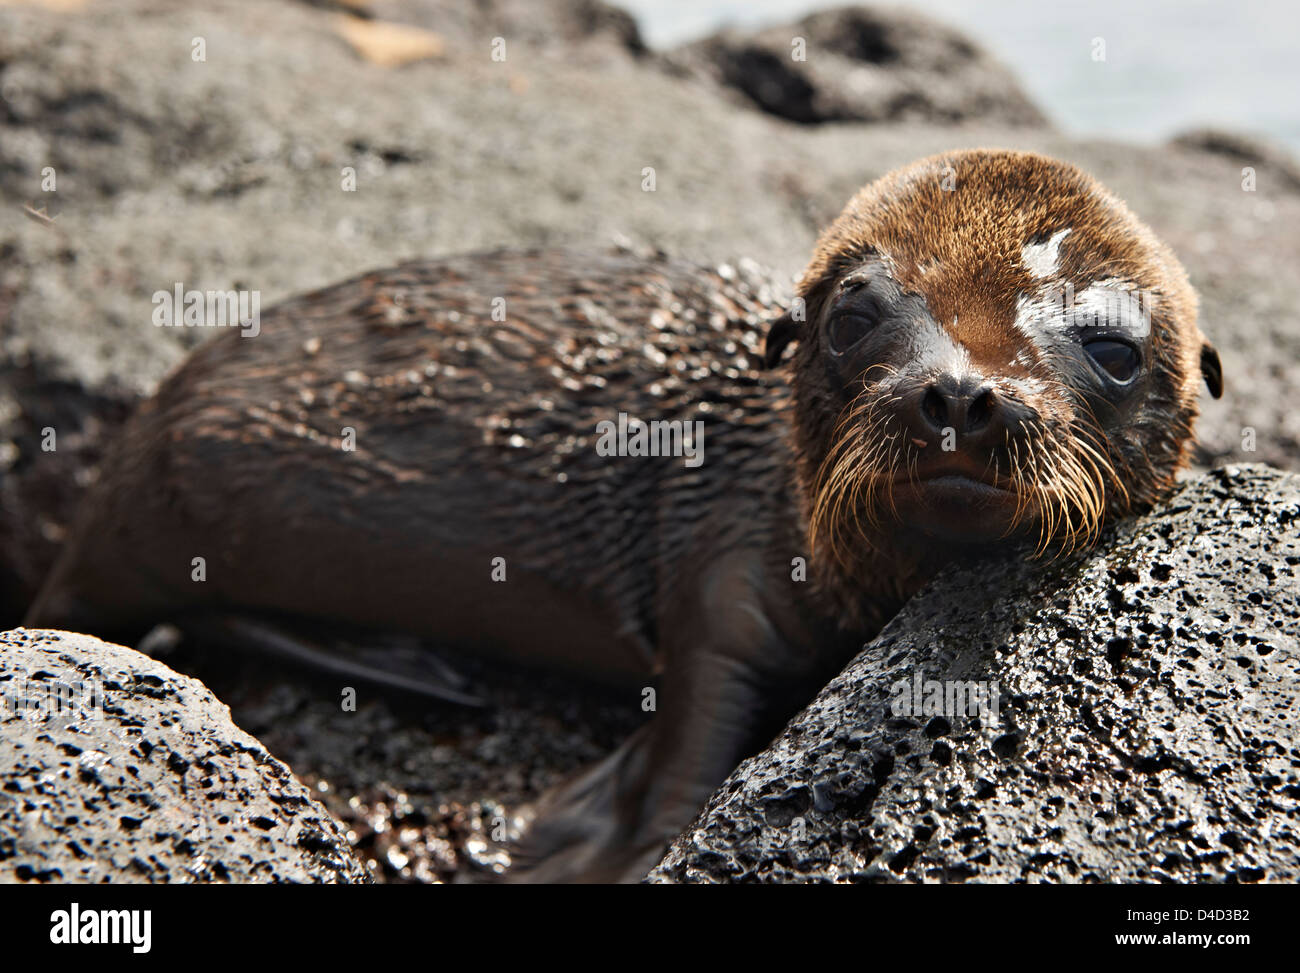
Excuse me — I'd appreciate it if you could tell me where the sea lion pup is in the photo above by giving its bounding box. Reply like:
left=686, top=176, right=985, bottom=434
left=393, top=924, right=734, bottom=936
left=26, top=150, right=1222, bottom=882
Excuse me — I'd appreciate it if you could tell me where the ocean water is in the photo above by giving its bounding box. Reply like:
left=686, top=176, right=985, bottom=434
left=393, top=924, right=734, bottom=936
left=621, top=0, right=1300, bottom=154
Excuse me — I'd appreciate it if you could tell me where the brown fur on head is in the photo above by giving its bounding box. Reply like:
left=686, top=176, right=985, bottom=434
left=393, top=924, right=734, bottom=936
left=765, top=149, right=1222, bottom=578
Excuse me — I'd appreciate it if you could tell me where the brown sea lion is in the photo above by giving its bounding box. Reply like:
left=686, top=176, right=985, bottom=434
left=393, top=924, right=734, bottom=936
left=25, top=149, right=1222, bottom=882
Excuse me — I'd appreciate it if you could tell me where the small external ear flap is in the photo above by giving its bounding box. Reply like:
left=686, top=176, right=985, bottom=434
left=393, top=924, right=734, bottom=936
left=1200, top=342, right=1223, bottom=399
left=762, top=311, right=799, bottom=369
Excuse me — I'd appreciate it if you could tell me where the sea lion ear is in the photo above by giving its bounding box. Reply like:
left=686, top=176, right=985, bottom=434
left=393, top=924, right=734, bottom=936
left=762, top=309, right=800, bottom=368
left=1200, top=341, right=1223, bottom=399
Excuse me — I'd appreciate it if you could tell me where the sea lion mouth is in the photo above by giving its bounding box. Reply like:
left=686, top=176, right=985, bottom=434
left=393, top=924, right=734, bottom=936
left=906, top=472, right=1016, bottom=500
left=892, top=457, right=1019, bottom=512
left=890, top=467, right=1022, bottom=542
left=891, top=458, right=1016, bottom=493
left=810, top=396, right=1123, bottom=562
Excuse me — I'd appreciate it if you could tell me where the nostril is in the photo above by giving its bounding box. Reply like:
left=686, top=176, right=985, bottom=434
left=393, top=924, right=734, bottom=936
left=967, top=388, right=997, bottom=431
left=921, top=388, right=948, bottom=429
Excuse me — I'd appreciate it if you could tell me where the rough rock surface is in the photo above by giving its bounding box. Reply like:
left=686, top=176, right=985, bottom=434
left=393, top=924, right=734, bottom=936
left=664, top=5, right=1048, bottom=127
left=0, top=628, right=369, bottom=883
left=651, top=465, right=1300, bottom=883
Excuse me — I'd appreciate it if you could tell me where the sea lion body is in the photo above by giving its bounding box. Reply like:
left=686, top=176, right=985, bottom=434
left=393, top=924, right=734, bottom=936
left=27, top=249, right=866, bottom=881
left=27, top=150, right=1222, bottom=882
left=30, top=250, right=833, bottom=678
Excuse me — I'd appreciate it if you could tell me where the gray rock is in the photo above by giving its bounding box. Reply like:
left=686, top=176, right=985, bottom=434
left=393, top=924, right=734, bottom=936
left=650, top=465, right=1300, bottom=883
left=0, top=628, right=369, bottom=883
left=663, top=5, right=1048, bottom=127
left=310, top=0, right=648, bottom=61
left=1170, top=128, right=1300, bottom=193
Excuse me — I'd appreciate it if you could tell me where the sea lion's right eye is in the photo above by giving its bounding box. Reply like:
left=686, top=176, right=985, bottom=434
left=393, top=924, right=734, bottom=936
left=1084, top=339, right=1141, bottom=384
left=828, top=313, right=876, bottom=354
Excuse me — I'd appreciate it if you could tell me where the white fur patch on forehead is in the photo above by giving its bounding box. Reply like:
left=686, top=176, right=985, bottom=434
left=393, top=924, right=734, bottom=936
left=1073, top=279, right=1153, bottom=338
left=1014, top=291, right=1067, bottom=348
left=1014, top=277, right=1149, bottom=349
left=1021, top=228, right=1072, bottom=280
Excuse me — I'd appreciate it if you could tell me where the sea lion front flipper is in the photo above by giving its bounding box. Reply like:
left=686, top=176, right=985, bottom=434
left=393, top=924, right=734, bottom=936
left=508, top=558, right=817, bottom=883
left=177, top=614, right=486, bottom=707
left=508, top=645, right=789, bottom=883
left=506, top=722, right=658, bottom=883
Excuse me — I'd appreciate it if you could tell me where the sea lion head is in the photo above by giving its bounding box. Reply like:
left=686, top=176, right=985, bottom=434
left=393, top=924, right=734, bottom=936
left=765, top=149, right=1223, bottom=567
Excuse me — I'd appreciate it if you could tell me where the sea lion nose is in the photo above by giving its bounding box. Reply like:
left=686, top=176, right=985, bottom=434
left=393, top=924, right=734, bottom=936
left=913, top=375, right=1003, bottom=447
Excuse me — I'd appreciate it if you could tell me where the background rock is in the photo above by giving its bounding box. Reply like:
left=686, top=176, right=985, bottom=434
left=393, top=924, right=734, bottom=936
left=0, top=628, right=369, bottom=883
left=650, top=465, right=1300, bottom=883
left=663, top=5, right=1048, bottom=126
left=308, top=0, right=648, bottom=62
left=1170, top=128, right=1300, bottom=193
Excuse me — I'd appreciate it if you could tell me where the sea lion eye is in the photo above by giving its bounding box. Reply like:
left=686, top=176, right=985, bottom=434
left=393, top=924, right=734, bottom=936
left=1084, top=339, right=1140, bottom=384
left=828, top=313, right=876, bottom=354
